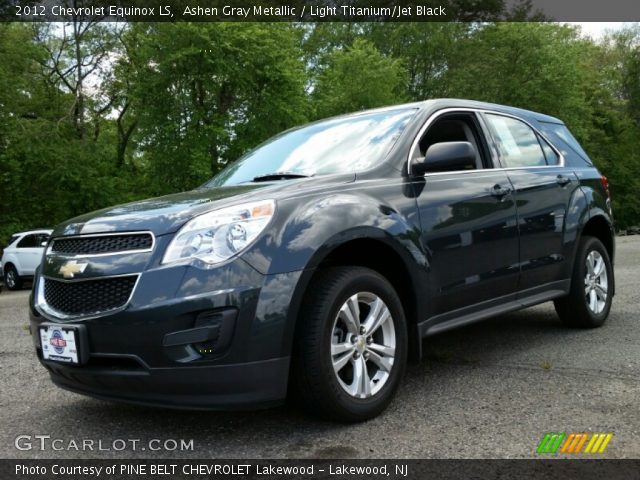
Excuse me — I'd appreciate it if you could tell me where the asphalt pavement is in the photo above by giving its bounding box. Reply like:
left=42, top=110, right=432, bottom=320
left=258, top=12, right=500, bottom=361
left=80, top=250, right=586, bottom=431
left=1, top=236, right=638, bottom=459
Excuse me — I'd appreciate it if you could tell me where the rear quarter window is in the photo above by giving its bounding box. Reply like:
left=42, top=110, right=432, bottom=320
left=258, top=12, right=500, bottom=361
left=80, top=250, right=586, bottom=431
left=538, top=122, right=591, bottom=165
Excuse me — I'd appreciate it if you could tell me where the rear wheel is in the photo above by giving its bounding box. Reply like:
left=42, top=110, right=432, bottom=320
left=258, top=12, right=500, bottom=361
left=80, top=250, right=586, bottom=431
left=4, top=265, right=22, bottom=291
left=292, top=267, right=407, bottom=422
left=554, top=236, right=613, bottom=328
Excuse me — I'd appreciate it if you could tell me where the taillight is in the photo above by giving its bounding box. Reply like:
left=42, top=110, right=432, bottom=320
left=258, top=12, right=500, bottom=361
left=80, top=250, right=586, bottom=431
left=600, top=175, right=610, bottom=198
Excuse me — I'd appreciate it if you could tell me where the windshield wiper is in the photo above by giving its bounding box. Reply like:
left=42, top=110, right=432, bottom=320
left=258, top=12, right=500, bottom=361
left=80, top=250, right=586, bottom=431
left=252, top=172, right=311, bottom=182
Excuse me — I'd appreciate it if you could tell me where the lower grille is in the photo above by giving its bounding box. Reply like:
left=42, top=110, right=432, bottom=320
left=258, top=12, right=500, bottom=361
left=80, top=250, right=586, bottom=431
left=43, top=276, right=137, bottom=316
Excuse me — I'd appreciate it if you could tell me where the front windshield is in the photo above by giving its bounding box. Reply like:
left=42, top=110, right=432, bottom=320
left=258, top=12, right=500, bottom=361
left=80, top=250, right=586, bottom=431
left=205, top=108, right=417, bottom=187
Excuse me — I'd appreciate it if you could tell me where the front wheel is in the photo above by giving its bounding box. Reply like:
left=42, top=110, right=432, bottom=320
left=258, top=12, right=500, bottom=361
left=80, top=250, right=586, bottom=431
left=4, top=265, right=23, bottom=291
left=292, top=267, right=407, bottom=422
left=554, top=236, right=614, bottom=328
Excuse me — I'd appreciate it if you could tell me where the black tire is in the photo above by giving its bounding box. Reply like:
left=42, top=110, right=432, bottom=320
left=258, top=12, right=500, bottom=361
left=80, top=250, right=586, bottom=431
left=554, top=236, right=613, bottom=328
left=292, top=267, right=407, bottom=422
left=4, top=265, right=23, bottom=291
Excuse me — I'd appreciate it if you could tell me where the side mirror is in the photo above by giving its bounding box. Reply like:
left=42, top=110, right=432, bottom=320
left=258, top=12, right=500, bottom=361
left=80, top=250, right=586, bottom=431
left=40, top=241, right=47, bottom=247
left=411, top=141, right=476, bottom=175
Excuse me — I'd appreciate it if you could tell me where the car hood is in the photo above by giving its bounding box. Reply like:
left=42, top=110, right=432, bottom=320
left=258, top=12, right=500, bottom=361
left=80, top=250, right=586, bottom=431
left=52, top=174, right=355, bottom=237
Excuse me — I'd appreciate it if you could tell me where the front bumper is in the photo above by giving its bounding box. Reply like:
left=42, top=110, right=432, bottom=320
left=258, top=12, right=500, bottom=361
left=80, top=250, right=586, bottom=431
left=42, top=356, right=290, bottom=410
left=30, top=257, right=303, bottom=409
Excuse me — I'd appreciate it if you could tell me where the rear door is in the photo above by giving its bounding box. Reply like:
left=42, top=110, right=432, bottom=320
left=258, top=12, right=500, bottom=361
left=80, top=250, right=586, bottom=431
left=413, top=111, right=520, bottom=317
left=483, top=112, right=578, bottom=292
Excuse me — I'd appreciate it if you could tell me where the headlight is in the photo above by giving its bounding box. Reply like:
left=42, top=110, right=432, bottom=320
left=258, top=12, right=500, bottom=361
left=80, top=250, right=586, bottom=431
left=162, top=200, right=275, bottom=265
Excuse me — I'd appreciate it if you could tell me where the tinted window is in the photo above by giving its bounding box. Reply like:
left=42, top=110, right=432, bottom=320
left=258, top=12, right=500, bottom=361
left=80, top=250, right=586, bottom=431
left=486, top=114, right=546, bottom=168
left=17, top=234, right=38, bottom=248
left=539, top=122, right=590, bottom=162
left=205, top=108, right=417, bottom=187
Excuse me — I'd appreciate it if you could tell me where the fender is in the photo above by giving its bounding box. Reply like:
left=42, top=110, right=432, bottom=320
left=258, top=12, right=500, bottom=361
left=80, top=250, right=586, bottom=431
left=242, top=187, right=428, bottom=361
left=2, top=256, right=21, bottom=276
left=242, top=189, right=426, bottom=276
left=572, top=174, right=616, bottom=297
left=579, top=182, right=615, bottom=252
left=580, top=185, right=614, bottom=227
left=562, top=185, right=588, bottom=279
left=573, top=168, right=615, bottom=235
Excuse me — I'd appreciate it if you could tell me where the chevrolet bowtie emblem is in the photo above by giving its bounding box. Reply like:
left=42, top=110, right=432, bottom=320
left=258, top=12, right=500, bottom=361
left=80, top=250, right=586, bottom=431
left=58, top=260, right=88, bottom=279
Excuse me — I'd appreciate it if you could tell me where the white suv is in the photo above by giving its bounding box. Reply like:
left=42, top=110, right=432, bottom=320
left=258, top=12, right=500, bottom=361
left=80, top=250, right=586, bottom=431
left=1, top=229, right=52, bottom=290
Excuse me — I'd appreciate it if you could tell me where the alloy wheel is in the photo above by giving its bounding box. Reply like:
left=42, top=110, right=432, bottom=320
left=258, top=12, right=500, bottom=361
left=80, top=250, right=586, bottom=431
left=330, top=292, right=396, bottom=398
left=584, top=250, right=608, bottom=314
left=6, top=270, right=16, bottom=289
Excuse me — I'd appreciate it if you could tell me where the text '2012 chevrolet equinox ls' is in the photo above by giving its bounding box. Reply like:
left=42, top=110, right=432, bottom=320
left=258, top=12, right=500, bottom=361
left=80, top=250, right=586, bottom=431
left=29, top=99, right=615, bottom=421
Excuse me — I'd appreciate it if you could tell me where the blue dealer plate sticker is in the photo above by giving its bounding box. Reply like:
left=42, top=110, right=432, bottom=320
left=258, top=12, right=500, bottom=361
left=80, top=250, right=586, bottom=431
left=39, top=325, right=79, bottom=364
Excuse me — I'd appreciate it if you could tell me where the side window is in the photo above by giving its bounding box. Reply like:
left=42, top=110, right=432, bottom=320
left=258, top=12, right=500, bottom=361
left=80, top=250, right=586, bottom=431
left=485, top=114, right=546, bottom=168
left=17, top=235, right=37, bottom=248
left=416, top=113, right=489, bottom=172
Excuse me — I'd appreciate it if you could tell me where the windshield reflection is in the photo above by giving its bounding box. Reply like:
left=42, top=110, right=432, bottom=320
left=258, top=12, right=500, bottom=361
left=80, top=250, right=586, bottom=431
left=205, top=108, right=416, bottom=187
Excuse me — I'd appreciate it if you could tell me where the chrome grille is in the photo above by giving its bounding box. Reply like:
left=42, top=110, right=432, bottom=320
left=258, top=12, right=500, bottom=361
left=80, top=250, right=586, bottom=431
left=43, top=276, right=137, bottom=316
left=51, top=233, right=153, bottom=255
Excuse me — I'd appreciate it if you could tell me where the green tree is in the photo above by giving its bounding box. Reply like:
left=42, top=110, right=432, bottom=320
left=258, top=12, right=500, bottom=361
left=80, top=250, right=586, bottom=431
left=367, top=23, right=470, bottom=100
left=121, top=23, right=309, bottom=194
left=33, top=20, right=120, bottom=141
left=581, top=26, right=640, bottom=229
left=445, top=23, right=595, bottom=137
left=0, top=22, right=132, bottom=241
left=0, top=23, right=50, bottom=239
left=613, top=25, right=640, bottom=125
left=311, top=38, right=406, bottom=118
left=2, top=21, right=640, bottom=240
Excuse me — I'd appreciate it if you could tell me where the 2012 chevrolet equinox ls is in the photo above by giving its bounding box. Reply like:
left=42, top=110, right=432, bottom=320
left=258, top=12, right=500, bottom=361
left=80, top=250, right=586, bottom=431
left=29, top=99, right=615, bottom=421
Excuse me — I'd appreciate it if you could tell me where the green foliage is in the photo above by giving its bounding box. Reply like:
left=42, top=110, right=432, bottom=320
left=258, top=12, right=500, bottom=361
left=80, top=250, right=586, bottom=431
left=1, top=20, right=640, bottom=243
left=311, top=38, right=406, bottom=118
left=367, top=22, right=470, bottom=99
left=578, top=26, right=640, bottom=229
left=614, top=25, right=640, bottom=124
left=444, top=23, right=595, bottom=136
left=0, top=23, right=137, bottom=241
left=124, top=22, right=309, bottom=193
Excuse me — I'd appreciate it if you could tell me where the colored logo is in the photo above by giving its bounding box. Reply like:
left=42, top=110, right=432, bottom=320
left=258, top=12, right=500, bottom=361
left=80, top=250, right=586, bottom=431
left=58, top=260, right=88, bottom=279
left=49, top=330, right=67, bottom=354
left=537, top=432, right=613, bottom=454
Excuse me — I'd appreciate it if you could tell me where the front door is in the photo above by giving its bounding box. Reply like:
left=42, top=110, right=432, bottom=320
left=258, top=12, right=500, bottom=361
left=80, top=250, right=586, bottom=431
left=412, top=112, right=520, bottom=318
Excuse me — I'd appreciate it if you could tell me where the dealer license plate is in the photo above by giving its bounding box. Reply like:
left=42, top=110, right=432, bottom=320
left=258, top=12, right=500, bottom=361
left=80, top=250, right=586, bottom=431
left=39, top=324, right=80, bottom=364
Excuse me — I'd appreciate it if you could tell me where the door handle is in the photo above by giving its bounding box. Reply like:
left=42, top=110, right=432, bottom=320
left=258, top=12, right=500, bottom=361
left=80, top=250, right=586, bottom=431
left=490, top=184, right=512, bottom=199
left=557, top=174, right=572, bottom=186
